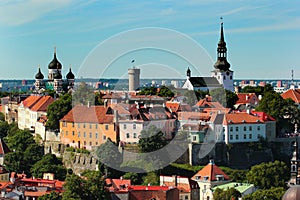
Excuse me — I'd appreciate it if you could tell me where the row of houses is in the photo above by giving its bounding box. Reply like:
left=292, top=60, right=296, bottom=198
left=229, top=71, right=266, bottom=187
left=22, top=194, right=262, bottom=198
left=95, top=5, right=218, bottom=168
left=1, top=90, right=279, bottom=151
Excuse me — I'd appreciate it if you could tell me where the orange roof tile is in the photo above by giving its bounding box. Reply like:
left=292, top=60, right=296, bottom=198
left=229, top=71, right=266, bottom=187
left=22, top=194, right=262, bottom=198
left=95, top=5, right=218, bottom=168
left=192, top=161, right=230, bottom=182
left=60, top=105, right=114, bottom=123
left=223, top=113, right=263, bottom=125
left=236, top=93, right=257, bottom=104
left=281, top=89, right=300, bottom=104
left=30, top=96, right=54, bottom=112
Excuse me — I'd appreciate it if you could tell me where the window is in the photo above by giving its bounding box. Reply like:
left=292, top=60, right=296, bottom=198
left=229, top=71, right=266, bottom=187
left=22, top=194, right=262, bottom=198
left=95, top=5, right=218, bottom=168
left=95, top=124, right=98, bottom=129
left=249, top=134, right=252, bottom=139
left=78, top=132, right=80, bottom=137
left=249, top=126, right=252, bottom=131
left=236, top=127, right=239, bottom=131
left=90, top=133, right=92, bottom=138
left=66, top=131, right=68, bottom=136
left=124, top=124, right=127, bottom=129
left=133, top=124, right=136, bottom=129
left=72, top=122, right=74, bottom=127
left=223, top=135, right=225, bottom=141
left=84, top=141, right=86, bottom=145
left=83, top=123, right=86, bottom=128
left=257, top=134, right=261, bottom=139
left=105, top=125, right=109, bottom=130
left=230, top=135, right=233, bottom=140
left=244, top=134, right=246, bottom=139
left=126, top=133, right=130, bottom=138
left=90, top=142, right=92, bottom=146
left=96, top=142, right=98, bottom=145
left=223, top=127, right=225, bottom=132
left=224, top=76, right=226, bottom=80
left=230, top=76, right=232, bottom=80
left=84, top=132, right=86, bottom=138
left=257, top=126, right=260, bottom=131
left=72, top=131, right=75, bottom=136
left=103, top=135, right=106, bottom=140
left=193, top=136, right=197, bottom=141
left=78, top=123, right=80, bottom=128
left=95, top=132, right=98, bottom=139
left=90, top=124, right=92, bottom=129
left=61, top=130, right=64, bottom=136
left=133, top=133, right=137, bottom=138
left=236, top=135, right=239, bottom=140
left=244, top=126, right=246, bottom=131
left=230, top=127, right=233, bottom=132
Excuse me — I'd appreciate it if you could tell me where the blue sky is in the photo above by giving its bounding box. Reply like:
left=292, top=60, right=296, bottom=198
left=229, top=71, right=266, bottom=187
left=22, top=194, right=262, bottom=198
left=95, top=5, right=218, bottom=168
left=0, top=0, right=299, bottom=80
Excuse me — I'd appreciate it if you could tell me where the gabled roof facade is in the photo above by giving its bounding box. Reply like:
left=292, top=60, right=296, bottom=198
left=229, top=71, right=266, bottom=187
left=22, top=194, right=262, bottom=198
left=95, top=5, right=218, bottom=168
left=60, top=105, right=114, bottom=124
left=192, top=160, right=230, bottom=182
left=281, top=89, right=300, bottom=104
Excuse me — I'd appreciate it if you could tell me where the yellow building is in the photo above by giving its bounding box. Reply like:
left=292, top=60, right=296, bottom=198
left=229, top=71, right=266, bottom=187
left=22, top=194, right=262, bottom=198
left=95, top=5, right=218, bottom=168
left=60, top=105, right=118, bottom=149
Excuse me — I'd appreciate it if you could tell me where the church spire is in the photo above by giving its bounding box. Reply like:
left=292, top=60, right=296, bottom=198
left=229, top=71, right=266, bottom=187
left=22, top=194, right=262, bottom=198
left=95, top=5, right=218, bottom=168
left=214, top=17, right=230, bottom=71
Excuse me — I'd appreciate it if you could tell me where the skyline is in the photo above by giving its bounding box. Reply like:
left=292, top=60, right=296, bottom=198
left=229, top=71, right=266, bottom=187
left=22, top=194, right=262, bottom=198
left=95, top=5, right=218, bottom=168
left=0, top=0, right=299, bottom=80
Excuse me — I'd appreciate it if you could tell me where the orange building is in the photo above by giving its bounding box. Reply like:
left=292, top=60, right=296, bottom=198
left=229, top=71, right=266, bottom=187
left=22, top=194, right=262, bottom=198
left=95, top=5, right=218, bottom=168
left=60, top=105, right=118, bottom=149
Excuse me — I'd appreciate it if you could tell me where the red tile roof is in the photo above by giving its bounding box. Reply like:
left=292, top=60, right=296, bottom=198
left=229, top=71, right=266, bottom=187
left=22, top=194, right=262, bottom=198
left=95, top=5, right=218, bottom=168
left=105, top=178, right=131, bottom=192
left=281, top=89, right=300, bottom=104
left=129, top=185, right=173, bottom=191
left=236, top=93, right=258, bottom=105
left=30, top=96, right=54, bottom=112
left=21, top=95, right=54, bottom=112
left=223, top=113, right=263, bottom=125
left=251, top=111, right=275, bottom=122
left=160, top=176, right=199, bottom=193
left=192, top=161, right=230, bottom=182
left=60, top=105, right=114, bottom=123
left=195, top=97, right=224, bottom=109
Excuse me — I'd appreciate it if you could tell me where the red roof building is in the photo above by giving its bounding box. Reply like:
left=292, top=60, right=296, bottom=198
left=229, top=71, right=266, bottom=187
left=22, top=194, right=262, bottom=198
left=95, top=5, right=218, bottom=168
left=281, top=89, right=300, bottom=105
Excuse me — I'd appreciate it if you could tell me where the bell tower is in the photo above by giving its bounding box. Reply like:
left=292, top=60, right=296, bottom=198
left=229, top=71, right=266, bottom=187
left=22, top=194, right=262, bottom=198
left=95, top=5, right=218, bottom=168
left=211, top=18, right=234, bottom=92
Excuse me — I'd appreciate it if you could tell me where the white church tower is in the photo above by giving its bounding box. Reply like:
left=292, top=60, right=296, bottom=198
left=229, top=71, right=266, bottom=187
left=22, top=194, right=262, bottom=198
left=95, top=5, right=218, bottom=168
left=211, top=19, right=234, bottom=92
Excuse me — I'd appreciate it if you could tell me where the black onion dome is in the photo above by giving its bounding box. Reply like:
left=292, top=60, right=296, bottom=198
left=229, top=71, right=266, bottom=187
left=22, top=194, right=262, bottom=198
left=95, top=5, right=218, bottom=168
left=35, top=68, right=44, bottom=79
left=48, top=49, right=62, bottom=69
left=53, top=70, right=62, bottom=79
left=66, top=68, right=75, bottom=79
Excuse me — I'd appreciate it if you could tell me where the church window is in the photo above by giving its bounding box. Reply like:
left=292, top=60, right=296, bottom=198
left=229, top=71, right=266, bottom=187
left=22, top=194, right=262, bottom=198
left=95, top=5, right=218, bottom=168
left=224, top=76, right=226, bottom=80
left=230, top=76, right=232, bottom=80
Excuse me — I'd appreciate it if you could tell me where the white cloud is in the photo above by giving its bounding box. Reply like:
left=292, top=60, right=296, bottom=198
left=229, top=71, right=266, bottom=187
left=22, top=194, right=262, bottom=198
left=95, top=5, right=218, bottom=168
left=0, top=0, right=74, bottom=26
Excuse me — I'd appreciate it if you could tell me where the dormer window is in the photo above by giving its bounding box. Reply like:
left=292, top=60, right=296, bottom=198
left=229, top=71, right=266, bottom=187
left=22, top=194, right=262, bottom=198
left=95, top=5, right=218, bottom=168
left=203, top=176, right=209, bottom=181
left=216, top=175, right=224, bottom=181
left=195, top=176, right=201, bottom=180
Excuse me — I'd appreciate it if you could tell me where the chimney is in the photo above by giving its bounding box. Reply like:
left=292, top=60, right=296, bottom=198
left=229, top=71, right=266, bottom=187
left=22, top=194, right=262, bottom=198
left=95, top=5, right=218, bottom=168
left=104, top=99, right=108, bottom=107
left=172, top=175, right=178, bottom=187
left=87, top=101, right=90, bottom=108
left=246, top=95, right=249, bottom=100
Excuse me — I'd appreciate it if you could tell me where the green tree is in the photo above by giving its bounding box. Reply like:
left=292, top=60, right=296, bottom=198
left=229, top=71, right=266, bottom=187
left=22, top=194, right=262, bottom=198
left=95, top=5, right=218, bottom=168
left=213, top=187, right=241, bottom=200
left=142, top=172, right=159, bottom=186
left=246, top=160, right=289, bottom=189
left=46, top=93, right=72, bottom=131
left=209, top=88, right=238, bottom=108
left=0, top=112, right=5, bottom=121
left=31, top=153, right=67, bottom=180
left=39, top=191, right=62, bottom=200
left=72, top=82, right=95, bottom=106
left=62, top=172, right=108, bottom=200
left=138, top=86, right=157, bottom=95
left=138, top=125, right=168, bottom=153
left=241, top=84, right=273, bottom=96
left=243, top=187, right=285, bottom=200
left=0, top=121, right=9, bottom=138
left=157, top=86, right=175, bottom=98
left=4, top=129, right=43, bottom=175
left=123, top=172, right=140, bottom=185
left=182, top=90, right=199, bottom=106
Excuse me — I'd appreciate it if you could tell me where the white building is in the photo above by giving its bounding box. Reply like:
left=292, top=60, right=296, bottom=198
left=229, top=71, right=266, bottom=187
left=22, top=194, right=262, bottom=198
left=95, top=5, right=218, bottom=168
left=18, top=95, right=54, bottom=134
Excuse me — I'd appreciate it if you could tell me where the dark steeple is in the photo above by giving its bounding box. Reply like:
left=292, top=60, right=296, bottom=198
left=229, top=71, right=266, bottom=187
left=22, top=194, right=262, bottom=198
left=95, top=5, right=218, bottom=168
left=214, top=18, right=230, bottom=71
left=66, top=66, right=75, bottom=80
left=35, top=66, right=44, bottom=79
left=48, top=47, right=62, bottom=69
left=186, top=67, right=191, bottom=78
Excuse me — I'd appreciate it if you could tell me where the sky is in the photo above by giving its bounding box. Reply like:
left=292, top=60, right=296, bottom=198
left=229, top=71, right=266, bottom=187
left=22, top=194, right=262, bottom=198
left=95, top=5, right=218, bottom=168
left=0, top=0, right=299, bottom=80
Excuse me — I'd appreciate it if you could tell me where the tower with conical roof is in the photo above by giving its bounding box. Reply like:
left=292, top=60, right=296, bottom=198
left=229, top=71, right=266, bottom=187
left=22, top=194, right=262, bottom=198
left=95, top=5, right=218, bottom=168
left=289, top=140, right=300, bottom=186
left=211, top=18, right=234, bottom=92
left=34, top=66, right=45, bottom=92
left=66, top=66, right=75, bottom=90
left=48, top=47, right=62, bottom=81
